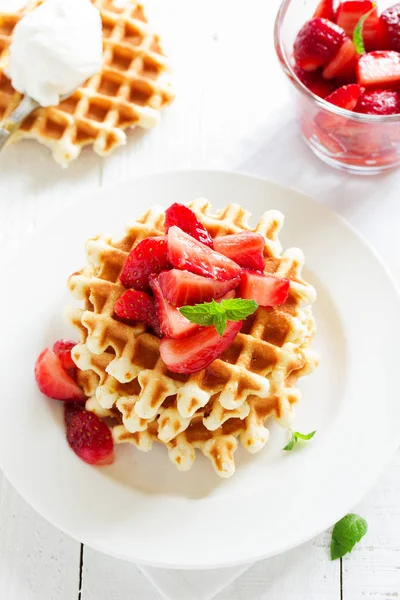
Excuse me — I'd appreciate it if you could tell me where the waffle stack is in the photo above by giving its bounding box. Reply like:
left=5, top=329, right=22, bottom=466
left=66, top=200, right=318, bottom=478
left=0, top=0, right=174, bottom=165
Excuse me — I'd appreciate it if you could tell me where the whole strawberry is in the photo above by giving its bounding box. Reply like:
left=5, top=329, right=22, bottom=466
left=65, top=403, right=114, bottom=466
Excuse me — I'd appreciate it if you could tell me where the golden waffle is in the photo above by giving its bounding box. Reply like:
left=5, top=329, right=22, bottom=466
left=66, top=200, right=318, bottom=478
left=0, top=0, right=174, bottom=165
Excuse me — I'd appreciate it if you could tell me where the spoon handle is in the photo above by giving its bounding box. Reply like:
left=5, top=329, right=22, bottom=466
left=0, top=95, right=39, bottom=152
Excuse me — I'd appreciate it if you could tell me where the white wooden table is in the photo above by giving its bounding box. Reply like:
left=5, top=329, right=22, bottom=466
left=0, top=0, right=399, bottom=598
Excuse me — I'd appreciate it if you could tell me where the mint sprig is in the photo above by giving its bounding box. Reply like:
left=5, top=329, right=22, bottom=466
left=283, top=430, right=316, bottom=451
left=331, top=514, right=368, bottom=560
left=179, top=298, right=258, bottom=335
left=353, top=4, right=376, bottom=54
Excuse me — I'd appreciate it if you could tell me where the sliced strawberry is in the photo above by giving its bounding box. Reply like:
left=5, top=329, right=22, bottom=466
left=238, top=271, right=290, bottom=307
left=158, top=269, right=240, bottom=308
left=167, top=226, right=242, bottom=281
left=53, top=339, right=76, bottom=371
left=322, top=38, right=357, bottom=80
left=165, top=203, right=213, bottom=248
left=293, top=65, right=336, bottom=98
left=313, top=0, right=334, bottom=20
left=380, top=3, right=400, bottom=52
left=150, top=275, right=199, bottom=339
left=120, top=236, right=169, bottom=291
left=35, top=348, right=86, bottom=401
left=357, top=51, right=400, bottom=87
left=293, top=18, right=347, bottom=72
left=325, top=83, right=363, bottom=109
left=114, top=289, right=161, bottom=336
left=213, top=232, right=265, bottom=271
left=160, top=321, right=242, bottom=374
left=355, top=88, right=400, bottom=114
left=65, top=403, right=114, bottom=466
left=336, top=1, right=381, bottom=49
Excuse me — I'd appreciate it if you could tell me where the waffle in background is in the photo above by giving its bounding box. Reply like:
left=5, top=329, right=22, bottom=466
left=0, top=0, right=174, bottom=166
left=66, top=200, right=319, bottom=478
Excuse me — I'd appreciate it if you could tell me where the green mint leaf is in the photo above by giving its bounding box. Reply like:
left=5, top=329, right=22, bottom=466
left=283, top=430, right=316, bottom=451
left=214, top=313, right=227, bottom=336
left=179, top=298, right=258, bottom=335
left=220, top=298, right=258, bottom=320
left=353, top=6, right=376, bottom=54
left=179, top=305, right=214, bottom=326
left=331, top=514, right=368, bottom=560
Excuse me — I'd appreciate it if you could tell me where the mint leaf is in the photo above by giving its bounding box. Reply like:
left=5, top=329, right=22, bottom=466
left=283, top=430, right=316, bottom=451
left=331, top=514, right=368, bottom=560
left=179, top=298, right=258, bottom=335
left=353, top=5, right=376, bottom=54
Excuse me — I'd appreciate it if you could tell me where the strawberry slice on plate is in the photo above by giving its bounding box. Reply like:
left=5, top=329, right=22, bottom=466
left=294, top=18, right=347, bottom=72
left=158, top=269, right=240, bottom=307
left=313, top=0, right=334, bottom=20
left=160, top=320, right=242, bottom=374
left=53, top=339, right=76, bottom=371
left=35, top=348, right=86, bottom=401
left=380, top=3, right=400, bottom=52
left=336, top=1, right=381, bottom=49
left=325, top=83, right=363, bottom=109
left=114, top=289, right=161, bottom=336
left=165, top=203, right=213, bottom=248
left=150, top=275, right=199, bottom=339
left=120, top=236, right=170, bottom=291
left=65, top=403, right=114, bottom=466
left=167, top=226, right=242, bottom=281
left=357, top=51, right=400, bottom=87
left=355, top=88, right=400, bottom=114
left=238, top=271, right=290, bottom=307
left=322, top=38, right=357, bottom=80
left=213, top=232, right=265, bottom=271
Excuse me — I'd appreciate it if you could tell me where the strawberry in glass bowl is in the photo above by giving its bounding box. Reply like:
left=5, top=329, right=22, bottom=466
left=275, top=0, right=400, bottom=174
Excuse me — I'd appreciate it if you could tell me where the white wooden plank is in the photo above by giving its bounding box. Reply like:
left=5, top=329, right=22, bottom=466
left=343, top=451, right=400, bottom=600
left=0, top=472, right=81, bottom=600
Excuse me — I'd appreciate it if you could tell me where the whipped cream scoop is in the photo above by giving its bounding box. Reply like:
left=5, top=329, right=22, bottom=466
left=8, top=0, right=103, bottom=107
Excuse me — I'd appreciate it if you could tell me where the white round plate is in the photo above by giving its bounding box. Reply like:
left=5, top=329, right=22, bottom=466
left=0, top=170, right=399, bottom=569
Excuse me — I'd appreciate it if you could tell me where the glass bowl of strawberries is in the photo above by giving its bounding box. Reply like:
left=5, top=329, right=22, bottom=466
left=275, top=0, right=400, bottom=174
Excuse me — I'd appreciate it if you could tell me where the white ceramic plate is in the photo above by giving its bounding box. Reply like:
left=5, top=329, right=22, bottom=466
left=1, top=170, right=399, bottom=569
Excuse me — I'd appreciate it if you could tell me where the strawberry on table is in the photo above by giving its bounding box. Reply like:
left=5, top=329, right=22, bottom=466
left=355, top=88, right=400, bottom=114
left=322, top=38, right=358, bottom=79
left=158, top=269, right=240, bottom=307
left=150, top=275, right=199, bottom=339
left=120, top=236, right=170, bottom=291
left=293, top=18, right=347, bottom=71
left=65, top=403, right=114, bottom=466
left=114, top=289, right=161, bottom=336
left=325, top=83, right=363, bottom=109
left=35, top=348, right=86, bottom=401
left=53, top=339, right=76, bottom=371
left=160, top=320, right=242, bottom=374
left=167, top=226, right=242, bottom=281
left=213, top=232, right=265, bottom=271
left=238, top=271, right=290, bottom=307
left=165, top=203, right=213, bottom=248
left=357, top=50, right=400, bottom=87
left=381, top=3, right=400, bottom=52
left=313, top=0, right=335, bottom=20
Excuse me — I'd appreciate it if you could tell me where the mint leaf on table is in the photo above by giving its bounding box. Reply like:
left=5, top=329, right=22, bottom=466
left=179, top=298, right=258, bottom=335
left=353, top=5, right=376, bottom=54
left=283, top=430, right=316, bottom=451
left=331, top=514, right=368, bottom=560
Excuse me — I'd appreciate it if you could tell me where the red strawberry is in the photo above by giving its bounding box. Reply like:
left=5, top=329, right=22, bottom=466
left=114, top=289, right=161, bottom=336
left=213, top=232, right=265, bottom=271
left=53, top=339, right=76, bottom=371
left=381, top=3, right=400, bottom=52
left=150, top=275, right=199, bottom=339
left=160, top=321, right=242, bottom=374
left=35, top=348, right=86, bottom=401
left=158, top=269, right=240, bottom=308
left=167, top=226, right=242, bottom=281
left=357, top=51, right=400, bottom=87
left=336, top=1, right=381, bottom=49
left=313, top=0, right=334, bottom=20
left=322, top=38, right=357, bottom=79
left=238, top=272, right=290, bottom=307
left=120, top=236, right=169, bottom=291
left=355, top=88, right=400, bottom=114
left=65, top=403, right=114, bottom=466
left=293, top=65, right=336, bottom=98
left=325, top=83, right=363, bottom=109
left=165, top=203, right=213, bottom=248
left=293, top=18, right=347, bottom=72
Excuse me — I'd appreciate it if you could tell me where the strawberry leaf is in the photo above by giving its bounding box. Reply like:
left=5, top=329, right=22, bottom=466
left=353, top=5, right=376, bottom=54
left=179, top=298, right=258, bottom=335
left=331, top=514, right=368, bottom=560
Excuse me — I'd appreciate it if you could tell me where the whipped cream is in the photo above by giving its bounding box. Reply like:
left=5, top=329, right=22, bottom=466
left=8, top=0, right=103, bottom=107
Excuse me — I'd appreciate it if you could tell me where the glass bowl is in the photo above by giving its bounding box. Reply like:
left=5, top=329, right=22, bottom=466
left=274, top=0, right=400, bottom=175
